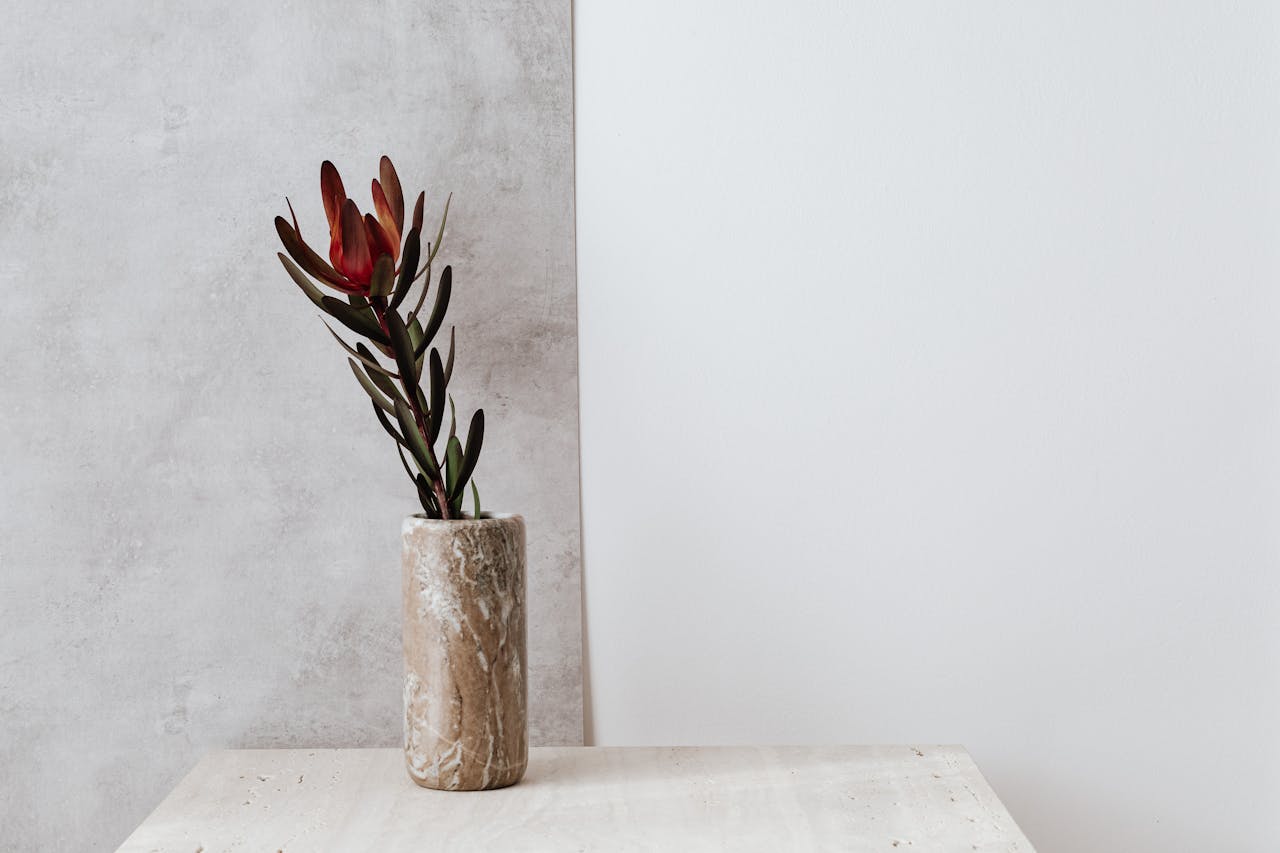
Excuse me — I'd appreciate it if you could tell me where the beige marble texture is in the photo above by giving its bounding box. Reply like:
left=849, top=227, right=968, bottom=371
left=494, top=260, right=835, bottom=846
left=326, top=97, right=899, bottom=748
left=402, top=515, right=527, bottom=790
left=117, top=745, right=1036, bottom=852
left=0, top=1, right=582, bottom=850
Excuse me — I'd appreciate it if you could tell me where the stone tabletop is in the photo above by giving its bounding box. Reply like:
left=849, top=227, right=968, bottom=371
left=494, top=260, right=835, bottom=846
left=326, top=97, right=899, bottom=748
left=117, top=745, right=1035, bottom=852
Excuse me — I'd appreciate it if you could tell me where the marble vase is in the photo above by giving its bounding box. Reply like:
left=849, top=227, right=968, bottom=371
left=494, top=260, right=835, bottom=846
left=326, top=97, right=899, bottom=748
left=402, top=514, right=528, bottom=790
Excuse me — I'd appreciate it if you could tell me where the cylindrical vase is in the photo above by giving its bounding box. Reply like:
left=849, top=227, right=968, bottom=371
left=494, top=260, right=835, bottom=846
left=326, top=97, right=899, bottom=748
left=402, top=513, right=527, bottom=790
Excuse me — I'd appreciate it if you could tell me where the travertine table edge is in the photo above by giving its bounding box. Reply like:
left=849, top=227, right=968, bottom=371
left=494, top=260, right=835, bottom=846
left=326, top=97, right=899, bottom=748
left=118, top=745, right=1035, bottom=851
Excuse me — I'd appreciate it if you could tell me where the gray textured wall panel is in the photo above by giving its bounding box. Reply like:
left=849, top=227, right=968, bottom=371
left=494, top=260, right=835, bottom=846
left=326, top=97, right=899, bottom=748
left=0, top=1, right=582, bottom=849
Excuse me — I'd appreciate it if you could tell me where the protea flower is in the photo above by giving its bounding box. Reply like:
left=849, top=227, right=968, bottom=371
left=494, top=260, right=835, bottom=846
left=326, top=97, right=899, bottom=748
left=275, top=156, right=425, bottom=296
left=273, top=157, right=481, bottom=521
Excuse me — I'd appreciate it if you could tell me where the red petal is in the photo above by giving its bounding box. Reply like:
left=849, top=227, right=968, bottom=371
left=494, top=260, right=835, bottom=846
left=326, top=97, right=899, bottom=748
left=371, top=180, right=402, bottom=259
left=365, top=213, right=398, bottom=265
left=339, top=200, right=372, bottom=284
left=328, top=208, right=344, bottom=272
left=321, top=161, right=347, bottom=232
left=379, top=156, right=405, bottom=234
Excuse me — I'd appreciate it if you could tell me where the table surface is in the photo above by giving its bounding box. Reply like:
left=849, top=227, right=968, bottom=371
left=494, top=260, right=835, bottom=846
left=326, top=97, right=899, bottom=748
left=118, top=745, right=1035, bottom=852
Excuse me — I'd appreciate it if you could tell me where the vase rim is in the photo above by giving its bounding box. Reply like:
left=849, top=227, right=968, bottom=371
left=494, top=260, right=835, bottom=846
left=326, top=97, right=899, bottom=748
left=403, top=512, right=522, bottom=526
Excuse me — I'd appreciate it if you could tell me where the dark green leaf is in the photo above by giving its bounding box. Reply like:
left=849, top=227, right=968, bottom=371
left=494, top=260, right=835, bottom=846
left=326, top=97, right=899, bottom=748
left=354, top=342, right=403, bottom=402
left=274, top=217, right=349, bottom=292
left=277, top=253, right=326, bottom=310
left=450, top=409, right=484, bottom=501
left=395, top=444, right=414, bottom=477
left=409, top=256, right=432, bottom=315
left=348, top=359, right=394, bottom=414
left=443, top=327, right=455, bottom=386
left=385, top=310, right=420, bottom=387
left=415, top=473, right=441, bottom=518
left=390, top=227, right=421, bottom=309
left=368, top=255, right=395, bottom=299
left=373, top=403, right=405, bottom=445
left=411, top=191, right=425, bottom=234
left=394, top=398, right=439, bottom=478
left=322, top=296, right=388, bottom=344
left=428, top=192, right=451, bottom=265
left=448, top=394, right=457, bottom=440
left=392, top=438, right=434, bottom=519
left=444, top=435, right=463, bottom=500
left=471, top=480, right=481, bottom=519
left=407, top=315, right=426, bottom=377
left=414, top=266, right=451, bottom=359
left=428, top=348, right=446, bottom=443
left=324, top=323, right=399, bottom=379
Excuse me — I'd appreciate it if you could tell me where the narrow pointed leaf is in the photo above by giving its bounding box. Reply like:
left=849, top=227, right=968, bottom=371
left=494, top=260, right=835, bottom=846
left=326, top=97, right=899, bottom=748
left=415, top=473, right=441, bottom=518
left=394, top=398, right=438, bottom=477
left=274, top=216, right=350, bottom=291
left=471, top=480, right=481, bottom=519
left=396, top=445, right=430, bottom=514
left=414, top=266, right=451, bottom=359
left=390, top=227, right=421, bottom=309
left=278, top=254, right=326, bottom=310
left=428, top=193, right=451, bottom=264
left=444, top=327, right=455, bottom=386
left=450, top=409, right=484, bottom=501
left=445, top=435, right=463, bottom=498
left=411, top=191, right=425, bottom=233
left=368, top=254, right=394, bottom=299
left=374, top=403, right=405, bottom=446
left=407, top=314, right=424, bottom=351
left=427, top=348, right=446, bottom=443
left=448, top=394, right=457, bottom=440
left=395, top=444, right=415, bottom=478
left=355, top=342, right=403, bottom=401
left=323, top=323, right=399, bottom=380
left=349, top=359, right=394, bottom=414
left=410, top=253, right=432, bottom=314
left=447, top=435, right=466, bottom=516
left=321, top=296, right=388, bottom=344
left=408, top=314, right=427, bottom=377
left=385, top=310, right=420, bottom=386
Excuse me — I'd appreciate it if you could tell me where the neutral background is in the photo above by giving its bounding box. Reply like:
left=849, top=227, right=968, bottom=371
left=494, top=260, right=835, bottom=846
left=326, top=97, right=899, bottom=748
left=0, top=1, right=581, bottom=850
left=576, top=2, right=1280, bottom=852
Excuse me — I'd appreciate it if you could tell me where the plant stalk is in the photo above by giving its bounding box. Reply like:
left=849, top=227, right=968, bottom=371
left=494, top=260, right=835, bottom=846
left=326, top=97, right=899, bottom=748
left=371, top=297, right=453, bottom=519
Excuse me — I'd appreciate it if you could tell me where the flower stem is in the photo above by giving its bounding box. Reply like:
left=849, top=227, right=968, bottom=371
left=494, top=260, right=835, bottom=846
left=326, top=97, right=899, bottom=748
left=371, top=297, right=452, bottom=519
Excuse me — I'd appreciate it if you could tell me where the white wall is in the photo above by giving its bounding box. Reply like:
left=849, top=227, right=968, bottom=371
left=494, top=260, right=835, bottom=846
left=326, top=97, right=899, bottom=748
left=574, top=3, right=1280, bottom=851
